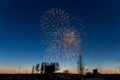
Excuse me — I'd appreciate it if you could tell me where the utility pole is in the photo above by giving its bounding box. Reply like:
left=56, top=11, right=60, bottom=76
left=77, top=54, right=84, bottom=75
left=18, top=66, right=21, bottom=74
left=25, top=68, right=28, bottom=74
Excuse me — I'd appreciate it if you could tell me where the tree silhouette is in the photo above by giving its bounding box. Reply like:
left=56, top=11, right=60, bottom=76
left=41, top=62, right=46, bottom=74
left=35, top=63, right=40, bottom=74
left=46, top=62, right=60, bottom=74
left=40, top=62, right=60, bottom=74
left=63, top=69, right=69, bottom=74
left=32, top=65, right=35, bottom=74
left=54, top=62, right=60, bottom=71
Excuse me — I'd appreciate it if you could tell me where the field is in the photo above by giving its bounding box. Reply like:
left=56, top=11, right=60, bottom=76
left=0, top=73, right=120, bottom=80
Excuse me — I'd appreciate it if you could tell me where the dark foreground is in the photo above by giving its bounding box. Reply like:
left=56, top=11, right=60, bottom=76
left=0, top=73, right=120, bottom=80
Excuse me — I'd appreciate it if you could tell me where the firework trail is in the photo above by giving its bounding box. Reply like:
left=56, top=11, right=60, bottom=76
left=40, top=8, right=84, bottom=67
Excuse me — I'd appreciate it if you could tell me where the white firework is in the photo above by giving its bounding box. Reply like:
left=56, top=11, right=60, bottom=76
left=40, top=8, right=70, bottom=36
left=40, top=8, right=83, bottom=62
left=46, top=28, right=81, bottom=59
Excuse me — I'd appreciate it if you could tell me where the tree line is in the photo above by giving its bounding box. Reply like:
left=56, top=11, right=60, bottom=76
left=32, top=62, right=60, bottom=74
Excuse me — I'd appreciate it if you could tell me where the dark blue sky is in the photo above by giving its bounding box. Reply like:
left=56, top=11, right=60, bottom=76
left=0, top=0, right=120, bottom=73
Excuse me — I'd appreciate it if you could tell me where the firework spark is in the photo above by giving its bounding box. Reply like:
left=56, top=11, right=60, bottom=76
left=46, top=28, right=81, bottom=59
left=40, top=8, right=83, bottom=63
left=40, top=8, right=70, bottom=36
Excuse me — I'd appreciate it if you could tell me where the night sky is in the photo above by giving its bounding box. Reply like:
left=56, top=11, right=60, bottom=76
left=0, top=0, right=120, bottom=73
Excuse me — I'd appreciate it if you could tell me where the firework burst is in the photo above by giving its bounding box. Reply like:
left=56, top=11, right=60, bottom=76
left=40, top=8, right=70, bottom=36
left=40, top=8, right=83, bottom=64
left=45, top=28, right=81, bottom=59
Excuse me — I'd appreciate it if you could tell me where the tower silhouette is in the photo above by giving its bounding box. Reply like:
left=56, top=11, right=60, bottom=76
left=77, top=54, right=84, bottom=75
